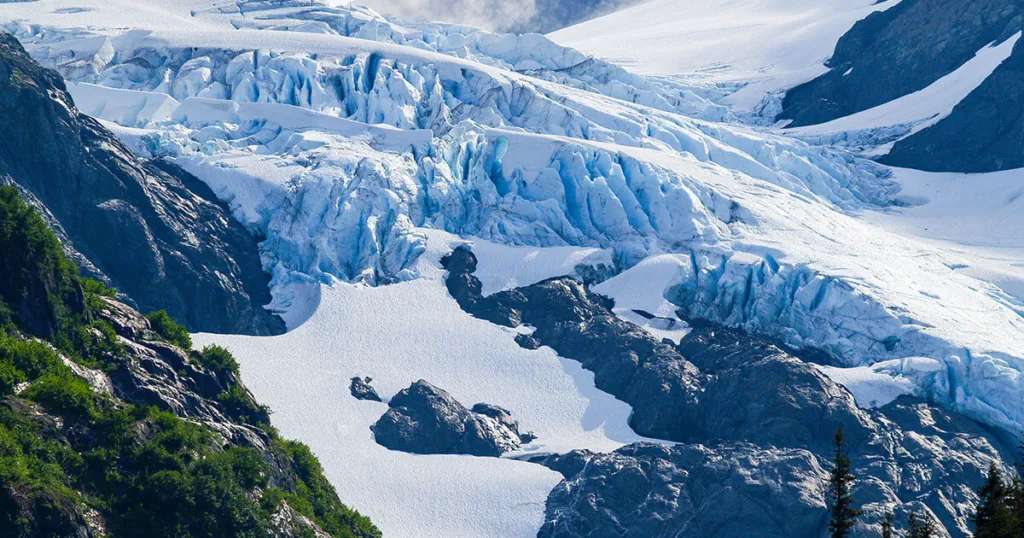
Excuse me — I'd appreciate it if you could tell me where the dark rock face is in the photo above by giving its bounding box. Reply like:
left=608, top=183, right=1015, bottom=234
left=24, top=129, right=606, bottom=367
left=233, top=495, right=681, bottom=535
left=371, top=379, right=533, bottom=457
left=97, top=296, right=266, bottom=447
left=778, top=0, right=1024, bottom=172
left=0, top=32, right=284, bottom=335
left=779, top=0, right=1023, bottom=128
left=539, top=395, right=1011, bottom=538
left=444, top=245, right=1015, bottom=536
left=350, top=376, right=382, bottom=402
left=882, top=36, right=1024, bottom=172
left=442, top=245, right=704, bottom=443
left=538, top=443, right=828, bottom=538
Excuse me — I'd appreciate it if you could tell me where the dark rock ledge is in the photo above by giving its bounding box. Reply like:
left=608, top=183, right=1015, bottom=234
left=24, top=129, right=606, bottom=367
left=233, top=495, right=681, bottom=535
left=442, top=244, right=1017, bottom=537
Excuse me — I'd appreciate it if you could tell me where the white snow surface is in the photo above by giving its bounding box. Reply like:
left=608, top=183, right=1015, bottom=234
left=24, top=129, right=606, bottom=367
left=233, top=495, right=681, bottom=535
left=550, top=0, right=901, bottom=110
left=815, top=357, right=945, bottom=409
left=193, top=234, right=652, bottom=538
left=3, top=0, right=1024, bottom=533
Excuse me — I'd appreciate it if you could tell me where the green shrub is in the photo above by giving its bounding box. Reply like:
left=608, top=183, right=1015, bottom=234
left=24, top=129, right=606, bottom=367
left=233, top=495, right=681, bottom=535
left=274, top=439, right=380, bottom=538
left=146, top=310, right=192, bottom=350
left=79, top=277, right=117, bottom=314
left=218, top=386, right=271, bottom=427
left=78, top=277, right=116, bottom=299
left=0, top=334, right=64, bottom=380
left=61, top=321, right=123, bottom=371
left=0, top=361, right=25, bottom=396
left=195, top=344, right=241, bottom=378
left=22, top=373, right=95, bottom=418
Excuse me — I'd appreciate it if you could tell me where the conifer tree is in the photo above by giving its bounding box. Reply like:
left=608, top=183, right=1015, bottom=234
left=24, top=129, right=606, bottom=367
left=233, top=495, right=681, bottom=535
left=973, top=463, right=1014, bottom=538
left=1012, top=437, right=1024, bottom=536
left=827, top=427, right=859, bottom=538
left=880, top=511, right=895, bottom=538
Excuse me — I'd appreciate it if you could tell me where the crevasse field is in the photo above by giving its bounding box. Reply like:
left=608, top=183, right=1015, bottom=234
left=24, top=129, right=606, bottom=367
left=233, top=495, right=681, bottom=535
left=2, top=0, right=1021, bottom=536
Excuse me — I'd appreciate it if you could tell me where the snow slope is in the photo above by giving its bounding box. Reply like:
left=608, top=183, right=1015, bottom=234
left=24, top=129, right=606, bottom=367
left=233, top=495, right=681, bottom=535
left=862, top=167, right=1024, bottom=316
left=550, top=0, right=901, bottom=109
left=193, top=233, right=652, bottom=538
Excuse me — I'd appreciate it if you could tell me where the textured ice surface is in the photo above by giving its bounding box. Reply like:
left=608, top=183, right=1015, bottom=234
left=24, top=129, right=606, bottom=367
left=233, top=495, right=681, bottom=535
left=816, top=357, right=945, bottom=409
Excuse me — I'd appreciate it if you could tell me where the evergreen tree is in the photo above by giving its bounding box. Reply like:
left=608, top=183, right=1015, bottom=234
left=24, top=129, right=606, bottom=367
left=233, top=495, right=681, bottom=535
left=1011, top=437, right=1024, bottom=536
left=907, top=512, right=937, bottom=538
left=827, top=427, right=859, bottom=538
left=972, top=463, right=1015, bottom=538
left=880, top=511, right=895, bottom=538
left=1009, top=475, right=1024, bottom=537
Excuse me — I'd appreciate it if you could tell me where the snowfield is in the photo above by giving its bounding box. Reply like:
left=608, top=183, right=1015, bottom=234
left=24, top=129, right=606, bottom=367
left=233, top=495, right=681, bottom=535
left=194, top=233, right=653, bottom=538
left=550, top=0, right=902, bottom=110
left=2, top=0, right=1024, bottom=535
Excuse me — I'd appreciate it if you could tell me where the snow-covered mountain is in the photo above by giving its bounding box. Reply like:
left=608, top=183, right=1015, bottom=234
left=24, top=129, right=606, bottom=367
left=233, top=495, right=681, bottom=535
left=1, top=0, right=1022, bottom=536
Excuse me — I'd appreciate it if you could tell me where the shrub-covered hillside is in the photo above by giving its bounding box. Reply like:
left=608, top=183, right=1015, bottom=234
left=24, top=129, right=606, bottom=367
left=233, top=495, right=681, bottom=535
left=0, top=186, right=380, bottom=538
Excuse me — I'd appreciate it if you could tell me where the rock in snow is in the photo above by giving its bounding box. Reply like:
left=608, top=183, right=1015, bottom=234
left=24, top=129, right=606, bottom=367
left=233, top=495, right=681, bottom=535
left=350, top=376, right=383, bottom=402
left=371, top=379, right=534, bottom=457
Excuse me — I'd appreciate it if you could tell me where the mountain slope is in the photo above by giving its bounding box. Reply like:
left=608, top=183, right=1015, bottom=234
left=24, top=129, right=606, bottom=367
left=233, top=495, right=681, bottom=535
left=0, top=32, right=284, bottom=336
left=550, top=0, right=898, bottom=109
left=778, top=0, right=1022, bottom=127
left=881, top=35, right=1024, bottom=172
left=777, top=0, right=1024, bottom=172
left=0, top=185, right=378, bottom=538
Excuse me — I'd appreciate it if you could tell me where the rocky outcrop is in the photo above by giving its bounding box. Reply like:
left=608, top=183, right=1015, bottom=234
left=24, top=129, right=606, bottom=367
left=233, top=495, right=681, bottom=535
left=779, top=0, right=1023, bottom=127
left=444, top=245, right=1016, bottom=536
left=777, top=0, right=1024, bottom=172
left=371, top=380, right=534, bottom=457
left=538, top=443, right=828, bottom=538
left=96, top=296, right=266, bottom=447
left=538, top=392, right=1012, bottom=538
left=0, top=32, right=284, bottom=335
left=442, top=245, right=704, bottom=443
left=350, top=377, right=383, bottom=402
left=881, top=36, right=1024, bottom=172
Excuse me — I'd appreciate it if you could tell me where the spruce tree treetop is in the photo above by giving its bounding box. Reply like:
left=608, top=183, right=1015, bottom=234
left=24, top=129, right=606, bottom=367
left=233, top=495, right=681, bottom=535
left=908, top=512, right=938, bottom=538
left=827, top=427, right=860, bottom=538
left=972, top=462, right=1014, bottom=538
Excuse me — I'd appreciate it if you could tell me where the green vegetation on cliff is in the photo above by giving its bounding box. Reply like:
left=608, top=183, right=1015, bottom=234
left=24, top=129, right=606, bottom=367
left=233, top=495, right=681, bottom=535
left=0, top=186, right=380, bottom=538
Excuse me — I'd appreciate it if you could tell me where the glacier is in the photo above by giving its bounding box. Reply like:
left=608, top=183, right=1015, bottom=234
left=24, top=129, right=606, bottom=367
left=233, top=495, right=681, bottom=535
left=2, top=0, right=1024, bottom=534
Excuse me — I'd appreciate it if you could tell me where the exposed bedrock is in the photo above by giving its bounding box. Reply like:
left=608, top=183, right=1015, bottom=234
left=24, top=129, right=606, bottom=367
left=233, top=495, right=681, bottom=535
left=0, top=33, right=284, bottom=335
left=443, top=245, right=1017, bottom=536
left=350, top=376, right=383, bottom=402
